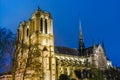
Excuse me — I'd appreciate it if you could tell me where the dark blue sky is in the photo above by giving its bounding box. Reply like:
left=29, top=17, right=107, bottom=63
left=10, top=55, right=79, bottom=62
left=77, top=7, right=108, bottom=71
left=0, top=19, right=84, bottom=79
left=0, top=0, right=120, bottom=66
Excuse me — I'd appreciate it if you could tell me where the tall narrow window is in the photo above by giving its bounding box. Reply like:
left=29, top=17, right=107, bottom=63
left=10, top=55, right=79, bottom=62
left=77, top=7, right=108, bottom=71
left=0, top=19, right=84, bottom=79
left=40, top=18, right=43, bottom=32
left=27, top=28, right=29, bottom=36
left=45, top=19, right=47, bottom=34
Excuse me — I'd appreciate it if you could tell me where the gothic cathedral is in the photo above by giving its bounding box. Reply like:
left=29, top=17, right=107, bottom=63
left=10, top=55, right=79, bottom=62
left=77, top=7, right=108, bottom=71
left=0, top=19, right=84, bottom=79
left=0, top=7, right=112, bottom=80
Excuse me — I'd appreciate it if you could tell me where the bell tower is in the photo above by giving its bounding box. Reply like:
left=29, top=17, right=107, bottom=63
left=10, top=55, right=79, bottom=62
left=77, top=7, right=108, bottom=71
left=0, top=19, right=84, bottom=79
left=14, top=7, right=56, bottom=80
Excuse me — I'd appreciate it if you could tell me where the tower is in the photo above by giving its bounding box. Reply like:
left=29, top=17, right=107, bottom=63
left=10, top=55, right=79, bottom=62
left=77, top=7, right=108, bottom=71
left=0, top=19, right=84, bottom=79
left=78, top=22, right=85, bottom=56
left=13, top=7, right=56, bottom=80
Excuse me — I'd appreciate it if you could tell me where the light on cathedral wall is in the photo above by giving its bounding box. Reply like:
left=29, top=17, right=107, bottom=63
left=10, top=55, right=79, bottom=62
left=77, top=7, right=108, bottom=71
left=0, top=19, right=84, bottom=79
left=42, top=38, right=46, bottom=45
left=107, top=61, right=112, bottom=67
left=94, top=54, right=98, bottom=58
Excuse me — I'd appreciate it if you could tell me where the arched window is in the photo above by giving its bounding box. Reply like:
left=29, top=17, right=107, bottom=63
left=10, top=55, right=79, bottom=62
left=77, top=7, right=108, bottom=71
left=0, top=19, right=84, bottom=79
left=45, top=19, right=47, bottom=34
left=27, top=28, right=29, bottom=36
left=40, top=18, right=43, bottom=32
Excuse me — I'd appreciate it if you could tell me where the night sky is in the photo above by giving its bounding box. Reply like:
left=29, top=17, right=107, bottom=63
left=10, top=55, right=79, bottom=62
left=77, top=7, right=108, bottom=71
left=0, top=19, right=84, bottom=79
left=0, top=0, right=120, bottom=66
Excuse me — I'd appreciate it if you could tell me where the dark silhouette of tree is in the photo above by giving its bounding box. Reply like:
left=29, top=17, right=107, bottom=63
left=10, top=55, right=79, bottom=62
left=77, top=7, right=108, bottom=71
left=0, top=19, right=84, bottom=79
left=59, top=74, right=70, bottom=80
left=0, top=27, right=15, bottom=73
left=75, top=68, right=104, bottom=80
left=71, top=78, right=76, bottom=80
left=104, top=67, right=120, bottom=80
left=90, top=68, right=104, bottom=80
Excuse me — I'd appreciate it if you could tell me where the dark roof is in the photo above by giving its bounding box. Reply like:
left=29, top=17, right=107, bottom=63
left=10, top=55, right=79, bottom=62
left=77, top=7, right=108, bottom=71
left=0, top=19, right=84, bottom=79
left=84, top=46, right=93, bottom=53
left=83, top=46, right=94, bottom=56
left=55, top=46, right=79, bottom=56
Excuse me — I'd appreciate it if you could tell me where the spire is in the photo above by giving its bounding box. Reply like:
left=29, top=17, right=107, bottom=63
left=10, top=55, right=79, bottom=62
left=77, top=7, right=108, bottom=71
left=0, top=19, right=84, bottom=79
left=102, top=41, right=106, bottom=56
left=79, top=20, right=83, bottom=39
left=102, top=41, right=104, bottom=48
left=79, top=21, right=82, bottom=37
left=98, top=39, right=100, bottom=45
left=78, top=20, right=85, bottom=56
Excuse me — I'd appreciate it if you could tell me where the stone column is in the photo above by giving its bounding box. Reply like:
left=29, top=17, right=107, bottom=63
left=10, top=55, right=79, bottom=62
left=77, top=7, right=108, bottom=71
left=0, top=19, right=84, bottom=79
left=50, top=19, right=53, bottom=35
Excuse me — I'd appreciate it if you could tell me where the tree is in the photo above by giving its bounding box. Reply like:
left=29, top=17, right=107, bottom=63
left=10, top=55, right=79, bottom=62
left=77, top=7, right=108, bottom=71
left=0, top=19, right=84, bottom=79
left=59, top=74, right=70, bottom=80
left=0, top=27, right=15, bottom=73
left=104, top=67, right=120, bottom=80
left=90, top=68, right=104, bottom=80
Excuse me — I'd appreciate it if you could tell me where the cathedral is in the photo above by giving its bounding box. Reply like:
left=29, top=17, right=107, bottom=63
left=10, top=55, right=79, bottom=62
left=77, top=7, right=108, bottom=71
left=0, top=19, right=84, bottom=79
left=0, top=7, right=112, bottom=80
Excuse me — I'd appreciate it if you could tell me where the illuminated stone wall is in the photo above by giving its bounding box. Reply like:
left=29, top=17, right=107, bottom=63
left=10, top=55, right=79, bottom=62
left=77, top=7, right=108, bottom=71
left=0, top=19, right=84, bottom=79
left=13, top=8, right=55, bottom=80
left=92, top=45, right=108, bottom=70
left=55, top=54, right=88, bottom=80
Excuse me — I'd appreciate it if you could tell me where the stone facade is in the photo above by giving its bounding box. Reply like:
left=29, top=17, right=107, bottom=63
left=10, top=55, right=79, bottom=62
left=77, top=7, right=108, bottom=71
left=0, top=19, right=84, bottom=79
left=0, top=8, right=112, bottom=80
left=13, top=8, right=55, bottom=80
